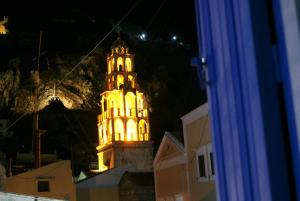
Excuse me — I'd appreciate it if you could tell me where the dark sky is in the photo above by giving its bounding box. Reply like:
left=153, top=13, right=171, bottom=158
left=0, top=0, right=203, bottom=165
left=7, top=0, right=198, bottom=50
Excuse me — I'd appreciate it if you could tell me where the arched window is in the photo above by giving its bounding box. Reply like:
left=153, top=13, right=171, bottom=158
left=125, top=92, right=136, bottom=116
left=114, top=119, right=124, bottom=141
left=117, top=57, right=123, bottom=71
left=127, top=119, right=137, bottom=141
left=112, top=58, right=115, bottom=69
left=117, top=75, right=124, bottom=89
left=116, top=93, right=124, bottom=117
left=138, top=120, right=148, bottom=141
left=125, top=58, right=132, bottom=72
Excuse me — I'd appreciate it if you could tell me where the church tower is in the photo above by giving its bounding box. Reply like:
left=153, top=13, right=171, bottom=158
left=0, top=16, right=8, bottom=35
left=96, top=36, right=153, bottom=172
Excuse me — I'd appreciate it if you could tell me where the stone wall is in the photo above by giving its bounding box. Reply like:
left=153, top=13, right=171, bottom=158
left=114, top=142, right=153, bottom=172
left=119, top=172, right=154, bottom=201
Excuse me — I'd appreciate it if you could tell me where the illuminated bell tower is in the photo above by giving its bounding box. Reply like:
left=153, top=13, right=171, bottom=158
left=0, top=16, right=8, bottom=35
left=96, top=36, right=153, bottom=172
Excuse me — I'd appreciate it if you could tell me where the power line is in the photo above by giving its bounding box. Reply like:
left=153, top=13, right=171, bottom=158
left=56, top=0, right=141, bottom=87
left=3, top=0, right=141, bottom=133
left=3, top=112, right=28, bottom=132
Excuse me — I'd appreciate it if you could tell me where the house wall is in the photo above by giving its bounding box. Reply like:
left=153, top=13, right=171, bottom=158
left=155, top=164, right=188, bottom=200
left=4, top=160, right=76, bottom=201
left=155, top=138, right=183, bottom=164
left=184, top=114, right=216, bottom=201
left=77, top=187, right=119, bottom=201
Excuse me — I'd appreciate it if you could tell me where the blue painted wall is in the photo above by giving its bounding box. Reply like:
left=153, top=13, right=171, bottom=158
left=193, top=0, right=300, bottom=200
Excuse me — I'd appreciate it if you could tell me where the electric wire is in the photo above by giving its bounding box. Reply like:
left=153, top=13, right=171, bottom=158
left=55, top=0, right=141, bottom=87
left=3, top=0, right=141, bottom=133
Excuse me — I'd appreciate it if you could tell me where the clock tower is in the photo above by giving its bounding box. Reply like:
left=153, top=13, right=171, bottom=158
left=96, top=36, right=153, bottom=172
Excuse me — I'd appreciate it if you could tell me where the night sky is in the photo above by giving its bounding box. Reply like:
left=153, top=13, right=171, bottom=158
left=0, top=0, right=205, bottom=174
left=6, top=0, right=198, bottom=51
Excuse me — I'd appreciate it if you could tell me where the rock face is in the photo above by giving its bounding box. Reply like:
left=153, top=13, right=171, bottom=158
left=0, top=68, right=20, bottom=108
left=0, top=55, right=103, bottom=113
left=0, top=163, right=6, bottom=190
left=13, top=74, right=95, bottom=113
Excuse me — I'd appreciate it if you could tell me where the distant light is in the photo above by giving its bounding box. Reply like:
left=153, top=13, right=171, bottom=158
left=139, top=33, right=147, bottom=41
left=172, top=35, right=177, bottom=41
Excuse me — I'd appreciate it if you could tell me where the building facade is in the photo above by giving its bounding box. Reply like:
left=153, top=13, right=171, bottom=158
left=4, top=160, right=76, bottom=201
left=96, top=36, right=153, bottom=173
left=153, top=132, right=188, bottom=201
left=181, top=103, right=216, bottom=201
left=77, top=36, right=155, bottom=201
left=154, top=103, right=216, bottom=201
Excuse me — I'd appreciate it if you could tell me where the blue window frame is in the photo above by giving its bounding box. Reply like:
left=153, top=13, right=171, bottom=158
left=193, top=0, right=300, bottom=200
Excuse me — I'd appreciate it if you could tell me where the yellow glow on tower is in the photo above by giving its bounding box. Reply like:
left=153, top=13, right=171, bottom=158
left=96, top=37, right=151, bottom=172
left=0, top=17, right=8, bottom=35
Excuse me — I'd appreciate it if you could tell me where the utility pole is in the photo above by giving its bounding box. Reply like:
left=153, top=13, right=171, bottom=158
left=33, top=31, right=44, bottom=168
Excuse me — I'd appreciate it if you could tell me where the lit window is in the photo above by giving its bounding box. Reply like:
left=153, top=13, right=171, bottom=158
left=108, top=61, right=111, bottom=73
left=125, top=92, right=136, bottom=116
left=128, top=75, right=134, bottom=88
left=117, top=57, right=123, bottom=71
left=117, top=75, right=124, bottom=89
left=108, top=120, right=112, bottom=142
left=138, top=120, right=148, bottom=141
left=125, top=58, right=131, bottom=71
left=37, top=181, right=50, bottom=192
left=115, top=119, right=124, bottom=141
left=99, top=125, right=103, bottom=145
left=127, top=119, right=137, bottom=141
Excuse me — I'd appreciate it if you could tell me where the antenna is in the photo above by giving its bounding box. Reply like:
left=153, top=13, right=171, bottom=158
left=33, top=31, right=44, bottom=168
